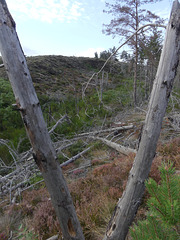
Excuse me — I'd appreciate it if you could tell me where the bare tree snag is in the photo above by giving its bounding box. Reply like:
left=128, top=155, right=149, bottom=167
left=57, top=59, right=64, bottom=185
left=0, top=1, right=84, bottom=239
left=103, top=1, right=180, bottom=239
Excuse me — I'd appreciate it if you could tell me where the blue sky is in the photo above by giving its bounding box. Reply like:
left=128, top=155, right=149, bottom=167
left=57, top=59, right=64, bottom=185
left=6, top=0, right=173, bottom=57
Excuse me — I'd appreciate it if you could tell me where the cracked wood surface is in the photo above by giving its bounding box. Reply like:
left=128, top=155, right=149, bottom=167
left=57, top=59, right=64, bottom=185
left=0, top=1, right=84, bottom=239
left=103, top=1, right=180, bottom=239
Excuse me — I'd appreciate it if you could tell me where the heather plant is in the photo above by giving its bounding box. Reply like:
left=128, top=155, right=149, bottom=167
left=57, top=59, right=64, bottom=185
left=20, top=188, right=49, bottom=216
left=148, top=156, right=163, bottom=183
left=2, top=139, right=177, bottom=239
left=32, top=200, right=61, bottom=239
left=158, top=137, right=180, bottom=169
left=4, top=188, right=60, bottom=240
left=77, top=193, right=116, bottom=240
left=0, top=232, right=8, bottom=240
left=130, top=162, right=180, bottom=240
left=69, top=153, right=135, bottom=239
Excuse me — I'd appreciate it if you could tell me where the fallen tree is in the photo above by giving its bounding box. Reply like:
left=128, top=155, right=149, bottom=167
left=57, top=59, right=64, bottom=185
left=77, top=124, right=134, bottom=137
left=0, top=0, right=179, bottom=239
left=60, top=146, right=91, bottom=167
left=0, top=143, right=91, bottom=199
left=90, top=136, right=137, bottom=155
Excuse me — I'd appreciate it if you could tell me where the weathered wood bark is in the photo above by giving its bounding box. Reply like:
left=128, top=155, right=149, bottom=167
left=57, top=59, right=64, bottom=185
left=60, top=147, right=91, bottom=167
left=78, top=124, right=134, bottom=137
left=0, top=1, right=84, bottom=239
left=48, top=115, right=68, bottom=134
left=103, top=1, right=180, bottom=239
left=90, top=136, right=137, bottom=156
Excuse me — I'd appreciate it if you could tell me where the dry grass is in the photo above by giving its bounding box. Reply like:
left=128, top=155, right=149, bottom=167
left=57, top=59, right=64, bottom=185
left=0, top=137, right=179, bottom=239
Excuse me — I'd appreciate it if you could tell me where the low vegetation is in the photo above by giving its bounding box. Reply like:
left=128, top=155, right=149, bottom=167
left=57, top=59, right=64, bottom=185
left=0, top=55, right=180, bottom=239
left=130, top=162, right=180, bottom=240
left=0, top=139, right=179, bottom=239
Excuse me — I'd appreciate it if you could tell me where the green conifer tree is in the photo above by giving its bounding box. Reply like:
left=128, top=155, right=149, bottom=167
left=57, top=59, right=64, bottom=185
left=130, top=162, right=180, bottom=240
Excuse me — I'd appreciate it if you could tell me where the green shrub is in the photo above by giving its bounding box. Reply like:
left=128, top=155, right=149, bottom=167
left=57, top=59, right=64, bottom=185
left=68, top=140, right=85, bottom=156
left=130, top=162, right=180, bottom=240
left=0, top=78, right=22, bottom=131
left=17, top=224, right=38, bottom=240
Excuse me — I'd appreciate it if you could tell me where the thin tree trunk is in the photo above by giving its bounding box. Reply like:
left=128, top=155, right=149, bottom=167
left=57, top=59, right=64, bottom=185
left=0, top=1, right=84, bottom=239
left=133, top=40, right=138, bottom=106
left=103, top=1, right=180, bottom=239
left=133, top=1, right=139, bottom=106
left=100, top=70, right=104, bottom=102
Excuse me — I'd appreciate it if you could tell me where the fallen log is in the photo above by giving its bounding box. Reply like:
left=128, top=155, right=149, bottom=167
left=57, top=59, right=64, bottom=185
left=60, top=147, right=91, bottom=167
left=0, top=146, right=91, bottom=197
left=78, top=124, right=134, bottom=137
left=91, top=136, right=137, bottom=155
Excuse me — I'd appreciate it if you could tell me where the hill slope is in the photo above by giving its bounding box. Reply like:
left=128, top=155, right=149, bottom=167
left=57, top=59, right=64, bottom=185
left=0, top=55, right=127, bottom=95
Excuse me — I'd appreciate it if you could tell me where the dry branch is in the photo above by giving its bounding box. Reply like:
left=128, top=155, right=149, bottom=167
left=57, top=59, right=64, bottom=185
left=49, top=115, right=69, bottom=134
left=0, top=144, right=91, bottom=198
left=77, top=125, right=134, bottom=137
left=60, top=147, right=91, bottom=167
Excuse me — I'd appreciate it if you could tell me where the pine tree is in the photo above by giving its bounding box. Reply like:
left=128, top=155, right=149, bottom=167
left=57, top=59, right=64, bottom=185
left=103, top=0, right=164, bottom=106
left=130, top=162, right=180, bottom=239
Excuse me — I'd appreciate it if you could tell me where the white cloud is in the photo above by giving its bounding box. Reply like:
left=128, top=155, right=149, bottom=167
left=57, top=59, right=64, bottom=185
left=76, top=47, right=105, bottom=58
left=6, top=0, right=84, bottom=23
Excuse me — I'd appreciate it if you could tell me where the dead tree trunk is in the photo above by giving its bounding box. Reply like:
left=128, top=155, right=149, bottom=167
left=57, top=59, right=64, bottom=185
left=103, top=1, right=180, bottom=239
left=0, top=1, right=84, bottom=239
left=90, top=136, right=137, bottom=156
